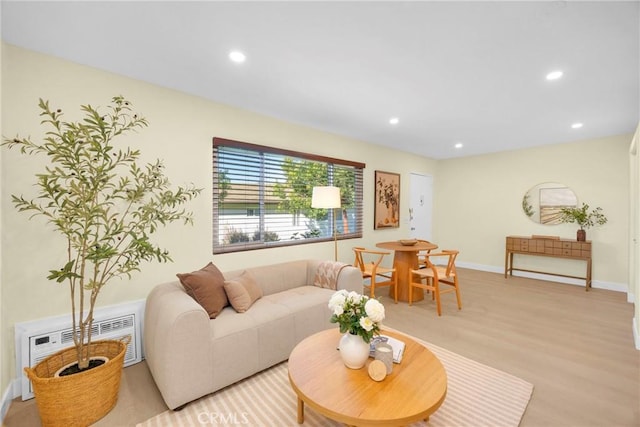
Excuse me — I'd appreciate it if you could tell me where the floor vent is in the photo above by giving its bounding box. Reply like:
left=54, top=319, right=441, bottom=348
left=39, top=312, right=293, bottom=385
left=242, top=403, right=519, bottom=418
left=14, top=299, right=144, bottom=400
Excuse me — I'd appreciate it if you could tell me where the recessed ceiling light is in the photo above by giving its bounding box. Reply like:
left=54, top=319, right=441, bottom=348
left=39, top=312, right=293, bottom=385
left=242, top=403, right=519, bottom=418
left=389, top=117, right=399, bottom=125
left=546, top=70, right=563, bottom=80
left=454, top=142, right=463, bottom=149
left=229, top=50, right=246, bottom=63
left=571, top=123, right=583, bottom=129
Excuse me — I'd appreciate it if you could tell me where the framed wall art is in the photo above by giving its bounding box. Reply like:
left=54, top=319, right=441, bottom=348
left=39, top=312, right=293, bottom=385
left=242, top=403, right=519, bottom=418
left=374, top=170, right=400, bottom=229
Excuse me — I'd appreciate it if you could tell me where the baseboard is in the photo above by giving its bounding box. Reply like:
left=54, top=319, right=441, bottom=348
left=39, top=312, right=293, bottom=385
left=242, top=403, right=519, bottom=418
left=634, top=318, right=640, bottom=350
left=457, top=261, right=628, bottom=293
left=1, top=378, right=20, bottom=424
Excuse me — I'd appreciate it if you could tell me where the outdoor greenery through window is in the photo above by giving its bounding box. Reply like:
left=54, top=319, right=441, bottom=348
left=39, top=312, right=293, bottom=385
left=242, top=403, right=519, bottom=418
left=213, top=138, right=365, bottom=253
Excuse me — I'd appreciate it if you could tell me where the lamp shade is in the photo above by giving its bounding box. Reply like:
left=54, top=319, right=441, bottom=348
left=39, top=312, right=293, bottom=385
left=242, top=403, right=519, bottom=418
left=311, top=186, right=341, bottom=209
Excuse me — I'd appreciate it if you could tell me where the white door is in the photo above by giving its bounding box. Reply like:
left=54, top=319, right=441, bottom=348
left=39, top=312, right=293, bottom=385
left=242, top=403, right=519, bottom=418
left=629, top=128, right=639, bottom=312
left=409, top=173, right=433, bottom=241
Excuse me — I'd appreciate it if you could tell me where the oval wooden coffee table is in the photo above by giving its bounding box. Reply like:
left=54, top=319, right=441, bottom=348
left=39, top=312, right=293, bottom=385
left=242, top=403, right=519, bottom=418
left=288, top=328, right=447, bottom=426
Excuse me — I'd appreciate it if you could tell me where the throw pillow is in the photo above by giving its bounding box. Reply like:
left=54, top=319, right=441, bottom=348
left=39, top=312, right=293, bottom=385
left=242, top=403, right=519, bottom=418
left=177, top=262, right=228, bottom=319
left=313, top=261, right=349, bottom=290
left=224, top=270, right=263, bottom=313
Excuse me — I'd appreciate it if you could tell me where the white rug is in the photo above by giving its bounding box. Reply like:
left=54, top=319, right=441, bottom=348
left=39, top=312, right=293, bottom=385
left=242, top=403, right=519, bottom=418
left=138, top=337, right=533, bottom=427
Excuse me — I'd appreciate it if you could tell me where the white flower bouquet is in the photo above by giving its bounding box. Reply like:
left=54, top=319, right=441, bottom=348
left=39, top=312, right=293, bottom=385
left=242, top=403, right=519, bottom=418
left=328, top=290, right=385, bottom=343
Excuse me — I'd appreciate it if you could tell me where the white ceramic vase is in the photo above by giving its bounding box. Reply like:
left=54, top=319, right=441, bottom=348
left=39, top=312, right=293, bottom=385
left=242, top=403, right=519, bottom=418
left=339, top=332, right=370, bottom=369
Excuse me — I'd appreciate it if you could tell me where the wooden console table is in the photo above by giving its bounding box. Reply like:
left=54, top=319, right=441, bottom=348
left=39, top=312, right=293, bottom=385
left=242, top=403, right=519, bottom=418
left=504, top=236, right=592, bottom=291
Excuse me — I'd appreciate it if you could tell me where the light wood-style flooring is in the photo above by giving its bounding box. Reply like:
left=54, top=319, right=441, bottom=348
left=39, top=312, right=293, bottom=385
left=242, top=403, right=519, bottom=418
left=4, top=269, right=639, bottom=426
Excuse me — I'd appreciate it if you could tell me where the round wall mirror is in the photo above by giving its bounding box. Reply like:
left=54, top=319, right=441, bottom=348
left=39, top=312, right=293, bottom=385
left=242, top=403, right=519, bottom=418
left=522, top=182, right=577, bottom=225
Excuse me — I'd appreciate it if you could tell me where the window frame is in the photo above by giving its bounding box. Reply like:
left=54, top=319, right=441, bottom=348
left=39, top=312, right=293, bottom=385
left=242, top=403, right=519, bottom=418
left=212, top=137, right=365, bottom=254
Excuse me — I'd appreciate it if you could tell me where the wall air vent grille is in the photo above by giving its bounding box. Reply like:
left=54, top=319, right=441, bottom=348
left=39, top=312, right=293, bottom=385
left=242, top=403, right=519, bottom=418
left=60, top=324, right=100, bottom=345
left=15, top=300, right=144, bottom=400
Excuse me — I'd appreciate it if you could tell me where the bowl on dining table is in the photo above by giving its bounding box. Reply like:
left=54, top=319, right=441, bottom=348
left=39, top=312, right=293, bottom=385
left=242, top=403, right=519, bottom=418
left=398, top=239, right=418, bottom=246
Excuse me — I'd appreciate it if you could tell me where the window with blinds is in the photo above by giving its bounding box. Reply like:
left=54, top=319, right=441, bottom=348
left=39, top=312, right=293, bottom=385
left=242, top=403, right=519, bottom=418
left=213, top=138, right=364, bottom=254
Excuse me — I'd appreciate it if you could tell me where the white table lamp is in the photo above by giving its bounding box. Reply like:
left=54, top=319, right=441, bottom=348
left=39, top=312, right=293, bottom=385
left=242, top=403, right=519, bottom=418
left=311, top=186, right=341, bottom=261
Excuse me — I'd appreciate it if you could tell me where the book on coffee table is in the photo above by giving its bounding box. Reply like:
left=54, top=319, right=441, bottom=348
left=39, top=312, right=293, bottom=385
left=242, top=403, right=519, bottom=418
left=369, top=335, right=405, bottom=363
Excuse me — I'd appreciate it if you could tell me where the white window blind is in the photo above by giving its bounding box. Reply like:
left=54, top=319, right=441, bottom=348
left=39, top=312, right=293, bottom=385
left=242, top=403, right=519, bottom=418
left=213, top=138, right=364, bottom=254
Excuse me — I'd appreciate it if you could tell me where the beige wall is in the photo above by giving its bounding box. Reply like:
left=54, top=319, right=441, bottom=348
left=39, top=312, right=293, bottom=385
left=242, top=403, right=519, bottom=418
left=434, top=135, right=631, bottom=286
left=0, top=44, right=436, bottom=394
left=0, top=43, right=634, bottom=398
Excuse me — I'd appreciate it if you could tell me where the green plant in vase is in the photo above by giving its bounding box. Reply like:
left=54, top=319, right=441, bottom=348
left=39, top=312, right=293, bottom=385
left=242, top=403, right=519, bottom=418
left=559, top=203, right=607, bottom=241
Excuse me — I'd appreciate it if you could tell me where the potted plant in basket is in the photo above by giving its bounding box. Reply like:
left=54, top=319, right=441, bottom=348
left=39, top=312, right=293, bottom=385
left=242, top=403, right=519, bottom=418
left=559, top=202, right=608, bottom=241
left=2, top=96, right=201, bottom=426
left=328, top=290, right=385, bottom=369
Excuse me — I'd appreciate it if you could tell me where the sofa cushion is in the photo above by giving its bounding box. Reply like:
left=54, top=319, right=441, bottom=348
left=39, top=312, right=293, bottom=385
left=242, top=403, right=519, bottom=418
left=225, top=260, right=309, bottom=296
left=313, top=261, right=350, bottom=290
left=177, top=262, right=228, bottom=318
left=224, top=270, right=263, bottom=313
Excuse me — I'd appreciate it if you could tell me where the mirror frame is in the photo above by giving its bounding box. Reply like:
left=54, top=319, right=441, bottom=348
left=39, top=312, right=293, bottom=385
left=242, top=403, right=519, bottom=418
left=522, top=182, right=578, bottom=225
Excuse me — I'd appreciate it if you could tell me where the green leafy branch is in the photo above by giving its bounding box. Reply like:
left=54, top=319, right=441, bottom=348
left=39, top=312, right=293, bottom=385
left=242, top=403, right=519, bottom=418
left=3, top=96, right=201, bottom=368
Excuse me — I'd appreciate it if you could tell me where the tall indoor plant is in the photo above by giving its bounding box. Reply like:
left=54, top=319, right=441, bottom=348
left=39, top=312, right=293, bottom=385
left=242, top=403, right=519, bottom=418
left=559, top=202, right=607, bottom=241
left=3, top=96, right=201, bottom=424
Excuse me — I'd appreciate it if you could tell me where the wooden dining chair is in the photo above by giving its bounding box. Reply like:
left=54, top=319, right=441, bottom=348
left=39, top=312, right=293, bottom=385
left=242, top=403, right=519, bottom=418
left=416, top=239, right=434, bottom=268
left=409, top=250, right=462, bottom=316
left=352, top=247, right=398, bottom=303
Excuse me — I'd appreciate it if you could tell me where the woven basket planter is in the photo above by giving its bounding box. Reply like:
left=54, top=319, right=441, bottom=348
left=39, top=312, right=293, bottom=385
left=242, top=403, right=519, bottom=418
left=24, top=339, right=128, bottom=427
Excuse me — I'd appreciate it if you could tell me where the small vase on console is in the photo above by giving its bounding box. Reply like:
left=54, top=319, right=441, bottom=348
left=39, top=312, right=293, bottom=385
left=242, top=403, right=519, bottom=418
left=338, top=332, right=370, bottom=369
left=577, top=229, right=586, bottom=242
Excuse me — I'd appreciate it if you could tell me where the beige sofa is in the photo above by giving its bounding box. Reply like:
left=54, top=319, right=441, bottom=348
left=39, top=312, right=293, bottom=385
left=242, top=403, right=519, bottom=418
left=143, top=259, right=362, bottom=410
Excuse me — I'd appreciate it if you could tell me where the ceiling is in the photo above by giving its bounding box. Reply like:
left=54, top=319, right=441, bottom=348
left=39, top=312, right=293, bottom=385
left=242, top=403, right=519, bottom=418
left=2, top=1, right=639, bottom=159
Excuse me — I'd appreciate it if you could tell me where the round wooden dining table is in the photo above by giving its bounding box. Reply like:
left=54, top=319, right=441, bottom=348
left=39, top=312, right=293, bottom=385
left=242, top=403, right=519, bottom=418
left=376, top=240, right=438, bottom=302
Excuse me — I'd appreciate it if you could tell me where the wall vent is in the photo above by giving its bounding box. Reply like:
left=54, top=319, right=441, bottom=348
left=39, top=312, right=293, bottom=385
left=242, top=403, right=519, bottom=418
left=14, top=299, right=144, bottom=400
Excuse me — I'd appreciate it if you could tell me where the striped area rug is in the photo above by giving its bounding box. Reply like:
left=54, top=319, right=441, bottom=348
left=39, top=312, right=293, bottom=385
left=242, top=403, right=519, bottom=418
left=138, top=337, right=533, bottom=427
